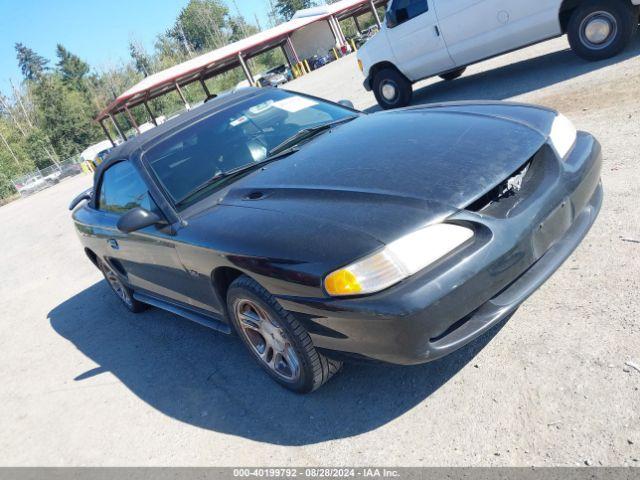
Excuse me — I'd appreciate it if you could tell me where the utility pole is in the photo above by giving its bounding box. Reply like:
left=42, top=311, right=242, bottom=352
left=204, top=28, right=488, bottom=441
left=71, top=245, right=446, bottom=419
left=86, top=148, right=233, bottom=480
left=0, top=129, right=20, bottom=167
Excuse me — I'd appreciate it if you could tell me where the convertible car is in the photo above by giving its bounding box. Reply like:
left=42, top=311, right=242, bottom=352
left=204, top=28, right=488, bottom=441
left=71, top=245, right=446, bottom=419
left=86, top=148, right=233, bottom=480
left=70, top=87, right=602, bottom=393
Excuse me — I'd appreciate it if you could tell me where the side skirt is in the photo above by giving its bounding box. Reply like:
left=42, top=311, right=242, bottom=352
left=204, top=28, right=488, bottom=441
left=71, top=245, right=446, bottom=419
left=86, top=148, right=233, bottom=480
left=133, top=291, right=232, bottom=335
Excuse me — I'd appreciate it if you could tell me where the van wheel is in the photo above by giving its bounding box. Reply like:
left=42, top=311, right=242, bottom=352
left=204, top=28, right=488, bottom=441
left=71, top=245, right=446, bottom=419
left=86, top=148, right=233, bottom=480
left=227, top=275, right=342, bottom=393
left=567, top=0, right=637, bottom=61
left=372, top=68, right=413, bottom=109
left=440, top=67, right=466, bottom=81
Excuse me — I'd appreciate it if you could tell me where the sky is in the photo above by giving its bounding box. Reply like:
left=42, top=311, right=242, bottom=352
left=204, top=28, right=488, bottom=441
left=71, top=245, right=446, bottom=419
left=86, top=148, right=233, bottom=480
left=0, top=0, right=273, bottom=96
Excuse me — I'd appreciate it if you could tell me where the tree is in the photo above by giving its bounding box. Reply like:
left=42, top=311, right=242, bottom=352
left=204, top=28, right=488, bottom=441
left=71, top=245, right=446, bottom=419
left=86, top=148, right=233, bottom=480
left=15, top=43, right=49, bottom=82
left=170, top=0, right=230, bottom=52
left=274, top=0, right=316, bottom=21
left=56, top=44, right=90, bottom=90
left=265, top=0, right=283, bottom=26
left=32, top=75, right=101, bottom=159
left=129, top=40, right=153, bottom=77
left=228, top=15, right=259, bottom=42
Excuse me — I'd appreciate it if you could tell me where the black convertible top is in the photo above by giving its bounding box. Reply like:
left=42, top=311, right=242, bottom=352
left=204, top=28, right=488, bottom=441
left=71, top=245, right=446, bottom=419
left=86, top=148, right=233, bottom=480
left=103, top=87, right=265, bottom=162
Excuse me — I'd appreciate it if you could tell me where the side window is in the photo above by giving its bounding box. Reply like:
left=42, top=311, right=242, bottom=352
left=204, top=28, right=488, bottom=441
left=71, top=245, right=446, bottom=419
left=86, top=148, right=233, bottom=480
left=98, top=161, right=152, bottom=214
left=391, top=0, right=428, bottom=25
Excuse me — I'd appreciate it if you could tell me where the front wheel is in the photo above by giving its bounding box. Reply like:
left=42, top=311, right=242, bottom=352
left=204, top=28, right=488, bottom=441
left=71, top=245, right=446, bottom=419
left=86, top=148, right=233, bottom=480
left=227, top=275, right=342, bottom=393
left=372, top=68, right=413, bottom=110
left=567, top=0, right=637, bottom=61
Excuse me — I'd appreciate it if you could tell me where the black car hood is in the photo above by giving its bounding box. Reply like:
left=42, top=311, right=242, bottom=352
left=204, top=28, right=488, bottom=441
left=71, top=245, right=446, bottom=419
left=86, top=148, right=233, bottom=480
left=214, top=103, right=554, bottom=244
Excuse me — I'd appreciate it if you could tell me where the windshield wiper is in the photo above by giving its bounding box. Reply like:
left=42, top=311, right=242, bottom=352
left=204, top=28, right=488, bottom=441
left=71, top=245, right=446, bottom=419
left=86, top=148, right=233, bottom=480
left=268, top=116, right=358, bottom=156
left=175, top=117, right=358, bottom=206
left=175, top=147, right=300, bottom=206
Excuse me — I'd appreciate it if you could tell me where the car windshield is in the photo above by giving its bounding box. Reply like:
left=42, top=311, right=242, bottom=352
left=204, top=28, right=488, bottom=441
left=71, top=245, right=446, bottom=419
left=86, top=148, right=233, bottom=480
left=143, top=89, right=357, bottom=209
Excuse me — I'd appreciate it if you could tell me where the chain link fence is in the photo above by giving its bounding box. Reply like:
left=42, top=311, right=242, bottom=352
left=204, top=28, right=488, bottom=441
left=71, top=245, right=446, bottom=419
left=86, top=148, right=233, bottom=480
left=11, top=156, right=87, bottom=198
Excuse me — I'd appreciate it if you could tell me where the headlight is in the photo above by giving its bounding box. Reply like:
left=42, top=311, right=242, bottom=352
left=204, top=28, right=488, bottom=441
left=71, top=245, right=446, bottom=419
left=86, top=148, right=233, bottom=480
left=549, top=113, right=577, bottom=159
left=324, top=224, right=474, bottom=296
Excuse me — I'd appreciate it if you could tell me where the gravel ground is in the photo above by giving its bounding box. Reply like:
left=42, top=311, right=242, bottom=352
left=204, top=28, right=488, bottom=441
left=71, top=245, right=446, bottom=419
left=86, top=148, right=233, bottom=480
left=0, top=35, right=639, bottom=467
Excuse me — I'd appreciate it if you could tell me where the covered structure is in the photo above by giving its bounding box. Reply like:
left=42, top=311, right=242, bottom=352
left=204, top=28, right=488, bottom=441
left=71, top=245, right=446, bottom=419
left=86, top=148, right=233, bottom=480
left=96, top=0, right=388, bottom=146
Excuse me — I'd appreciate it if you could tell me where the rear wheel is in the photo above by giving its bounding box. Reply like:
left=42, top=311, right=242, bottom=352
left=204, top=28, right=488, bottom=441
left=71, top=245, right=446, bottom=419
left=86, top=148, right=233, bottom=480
left=439, top=67, right=466, bottom=81
left=99, top=259, right=146, bottom=313
left=372, top=68, right=413, bottom=109
left=567, top=0, right=637, bottom=61
left=227, top=275, right=342, bottom=393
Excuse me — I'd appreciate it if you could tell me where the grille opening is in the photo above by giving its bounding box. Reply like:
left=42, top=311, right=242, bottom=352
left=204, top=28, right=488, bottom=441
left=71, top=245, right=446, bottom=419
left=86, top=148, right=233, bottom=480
left=429, top=312, right=475, bottom=343
left=467, top=160, right=532, bottom=213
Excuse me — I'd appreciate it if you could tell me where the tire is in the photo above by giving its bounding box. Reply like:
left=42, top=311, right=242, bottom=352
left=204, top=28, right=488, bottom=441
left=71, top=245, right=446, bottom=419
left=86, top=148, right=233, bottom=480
left=227, top=275, right=342, bottom=393
left=372, top=68, right=413, bottom=110
left=99, top=259, right=147, bottom=313
left=439, top=67, right=466, bottom=81
left=567, top=0, right=637, bottom=61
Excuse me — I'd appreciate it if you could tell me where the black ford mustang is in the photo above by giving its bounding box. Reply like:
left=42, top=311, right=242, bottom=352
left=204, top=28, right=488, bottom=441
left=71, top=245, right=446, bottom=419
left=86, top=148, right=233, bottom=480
left=70, top=87, right=602, bottom=393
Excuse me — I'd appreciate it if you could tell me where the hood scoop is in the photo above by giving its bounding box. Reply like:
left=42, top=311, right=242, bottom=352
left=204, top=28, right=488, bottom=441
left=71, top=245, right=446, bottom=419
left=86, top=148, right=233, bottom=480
left=244, top=190, right=267, bottom=201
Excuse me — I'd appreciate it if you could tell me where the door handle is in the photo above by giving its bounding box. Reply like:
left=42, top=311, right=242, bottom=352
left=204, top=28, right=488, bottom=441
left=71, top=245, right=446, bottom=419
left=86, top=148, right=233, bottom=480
left=434, top=25, right=440, bottom=36
left=108, top=238, right=119, bottom=250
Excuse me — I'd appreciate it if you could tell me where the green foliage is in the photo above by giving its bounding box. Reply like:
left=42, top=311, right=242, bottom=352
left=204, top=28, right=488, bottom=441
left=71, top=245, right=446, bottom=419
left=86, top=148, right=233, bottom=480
left=56, top=44, right=90, bottom=90
left=171, top=0, right=230, bottom=51
left=129, top=41, right=153, bottom=77
left=31, top=75, right=101, bottom=159
left=229, top=15, right=259, bottom=42
left=15, top=43, right=49, bottom=81
left=24, top=130, right=57, bottom=169
left=274, top=0, right=316, bottom=21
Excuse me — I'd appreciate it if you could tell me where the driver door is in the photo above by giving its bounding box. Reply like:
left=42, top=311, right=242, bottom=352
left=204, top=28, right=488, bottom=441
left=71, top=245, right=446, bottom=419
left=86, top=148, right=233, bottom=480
left=96, top=160, right=196, bottom=308
left=386, top=0, right=455, bottom=81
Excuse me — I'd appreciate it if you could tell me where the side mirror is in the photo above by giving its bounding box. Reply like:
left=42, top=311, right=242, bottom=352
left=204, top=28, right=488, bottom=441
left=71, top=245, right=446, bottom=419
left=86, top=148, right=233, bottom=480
left=386, top=10, right=398, bottom=28
left=338, top=99, right=355, bottom=109
left=68, top=188, right=92, bottom=211
left=117, top=207, right=165, bottom=233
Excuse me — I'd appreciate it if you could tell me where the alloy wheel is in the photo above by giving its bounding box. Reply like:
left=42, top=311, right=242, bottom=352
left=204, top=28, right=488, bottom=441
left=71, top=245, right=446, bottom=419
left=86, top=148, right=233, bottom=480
left=103, top=263, right=133, bottom=308
left=234, top=299, right=301, bottom=382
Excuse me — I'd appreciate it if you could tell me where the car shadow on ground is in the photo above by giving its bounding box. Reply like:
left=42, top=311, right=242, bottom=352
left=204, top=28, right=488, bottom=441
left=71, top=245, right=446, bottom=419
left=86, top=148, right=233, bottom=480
left=49, top=280, right=510, bottom=446
left=363, top=37, right=640, bottom=113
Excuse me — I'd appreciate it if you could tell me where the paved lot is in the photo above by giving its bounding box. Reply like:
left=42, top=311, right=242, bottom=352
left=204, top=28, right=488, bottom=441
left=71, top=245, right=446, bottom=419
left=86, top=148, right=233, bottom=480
left=1, top=36, right=639, bottom=466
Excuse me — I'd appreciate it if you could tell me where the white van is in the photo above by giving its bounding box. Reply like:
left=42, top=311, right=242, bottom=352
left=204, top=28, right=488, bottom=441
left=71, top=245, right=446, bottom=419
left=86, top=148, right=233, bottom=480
left=357, top=0, right=640, bottom=109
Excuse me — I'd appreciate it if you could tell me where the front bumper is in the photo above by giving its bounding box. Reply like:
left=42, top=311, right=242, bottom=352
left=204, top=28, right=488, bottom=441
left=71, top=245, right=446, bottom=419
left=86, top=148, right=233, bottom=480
left=278, top=133, right=603, bottom=365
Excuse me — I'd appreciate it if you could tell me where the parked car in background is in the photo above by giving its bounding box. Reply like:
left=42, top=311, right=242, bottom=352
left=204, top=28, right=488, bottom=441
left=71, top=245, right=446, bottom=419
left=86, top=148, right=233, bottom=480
left=310, top=52, right=333, bottom=70
left=42, top=170, right=62, bottom=184
left=70, top=88, right=602, bottom=393
left=358, top=0, right=640, bottom=109
left=236, top=71, right=289, bottom=89
left=265, top=64, right=293, bottom=81
left=58, top=162, right=84, bottom=180
left=16, top=176, right=49, bottom=195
